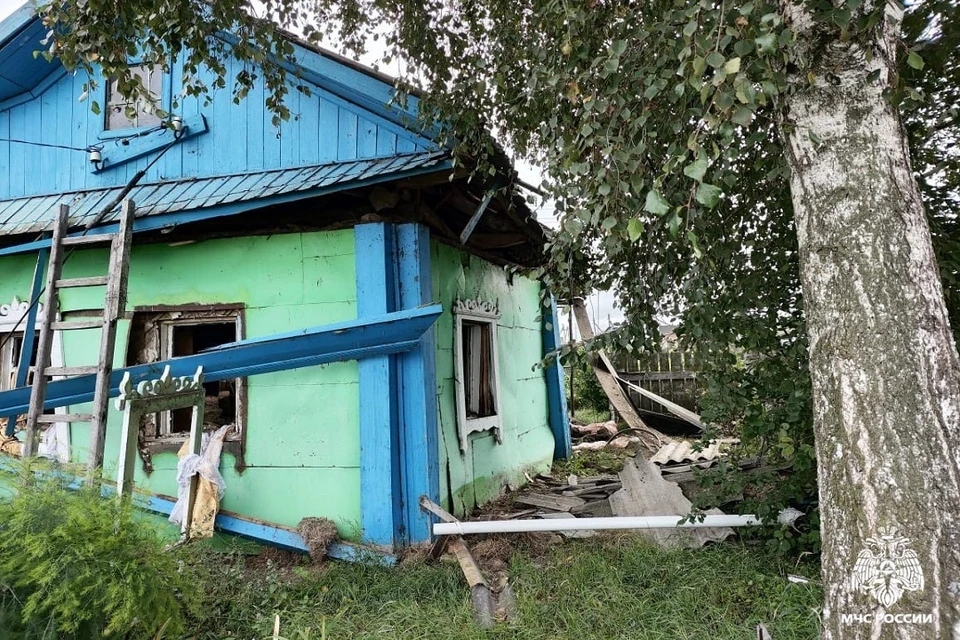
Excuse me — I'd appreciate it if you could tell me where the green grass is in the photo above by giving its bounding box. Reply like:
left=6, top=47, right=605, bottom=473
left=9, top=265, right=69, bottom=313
left=185, top=537, right=822, bottom=640
left=551, top=448, right=636, bottom=477
left=571, top=407, right=612, bottom=425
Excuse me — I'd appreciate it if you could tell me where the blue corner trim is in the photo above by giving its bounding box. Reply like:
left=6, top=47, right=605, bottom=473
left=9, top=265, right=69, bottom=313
left=355, top=223, right=403, bottom=548
left=396, top=223, right=439, bottom=543
left=543, top=296, right=571, bottom=459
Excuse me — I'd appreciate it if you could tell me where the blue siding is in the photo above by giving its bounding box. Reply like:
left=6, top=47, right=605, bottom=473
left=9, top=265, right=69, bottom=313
left=0, top=45, right=436, bottom=202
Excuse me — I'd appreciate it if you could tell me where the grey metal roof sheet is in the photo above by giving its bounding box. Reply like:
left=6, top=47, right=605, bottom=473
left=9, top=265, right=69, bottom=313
left=0, top=150, right=450, bottom=237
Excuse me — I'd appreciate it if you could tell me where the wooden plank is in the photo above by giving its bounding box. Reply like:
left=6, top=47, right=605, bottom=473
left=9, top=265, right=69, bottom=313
left=180, top=392, right=206, bottom=537
left=618, top=377, right=703, bottom=429
left=513, top=493, right=586, bottom=512
left=396, top=223, right=439, bottom=544
left=115, top=405, right=141, bottom=497
left=622, top=371, right=697, bottom=382
left=23, top=205, right=68, bottom=457
left=45, top=366, right=97, bottom=376
left=571, top=299, right=668, bottom=452
left=87, top=200, right=135, bottom=478
left=355, top=222, right=402, bottom=548
left=0, top=305, right=443, bottom=417
left=542, top=296, right=571, bottom=459
left=36, top=413, right=91, bottom=423
left=55, top=276, right=109, bottom=288
left=51, top=320, right=103, bottom=331
left=60, top=233, right=114, bottom=246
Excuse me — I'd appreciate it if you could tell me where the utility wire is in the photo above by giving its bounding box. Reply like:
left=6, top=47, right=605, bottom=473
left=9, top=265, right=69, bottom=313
left=0, top=139, right=90, bottom=152
left=0, top=133, right=182, bottom=365
left=0, top=124, right=167, bottom=154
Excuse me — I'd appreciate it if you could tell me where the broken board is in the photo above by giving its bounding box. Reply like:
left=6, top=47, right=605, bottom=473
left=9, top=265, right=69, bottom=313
left=571, top=300, right=668, bottom=452
left=609, top=456, right=734, bottom=548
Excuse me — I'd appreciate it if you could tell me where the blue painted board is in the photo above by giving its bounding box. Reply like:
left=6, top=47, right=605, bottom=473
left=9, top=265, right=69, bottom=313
left=543, top=296, right=571, bottom=459
left=0, top=304, right=442, bottom=417
left=355, top=222, right=403, bottom=548
left=395, top=223, right=439, bottom=543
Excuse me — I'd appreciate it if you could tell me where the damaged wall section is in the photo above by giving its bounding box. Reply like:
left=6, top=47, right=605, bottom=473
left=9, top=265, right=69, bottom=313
left=1, top=229, right=363, bottom=539
left=432, top=241, right=555, bottom=516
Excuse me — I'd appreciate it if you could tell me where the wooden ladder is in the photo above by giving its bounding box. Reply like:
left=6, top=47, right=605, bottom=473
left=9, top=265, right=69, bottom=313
left=22, top=200, right=135, bottom=479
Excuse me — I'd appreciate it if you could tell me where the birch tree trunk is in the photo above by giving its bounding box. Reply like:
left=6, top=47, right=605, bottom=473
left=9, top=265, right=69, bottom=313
left=781, top=1, right=960, bottom=637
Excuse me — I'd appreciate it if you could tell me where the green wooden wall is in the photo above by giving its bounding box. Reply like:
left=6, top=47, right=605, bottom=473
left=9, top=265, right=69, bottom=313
left=431, top=242, right=555, bottom=516
left=0, top=231, right=556, bottom=538
left=0, top=230, right=363, bottom=539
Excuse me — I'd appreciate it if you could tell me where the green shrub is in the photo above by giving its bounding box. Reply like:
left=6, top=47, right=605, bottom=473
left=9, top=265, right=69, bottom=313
left=565, top=348, right=611, bottom=419
left=0, top=464, right=201, bottom=638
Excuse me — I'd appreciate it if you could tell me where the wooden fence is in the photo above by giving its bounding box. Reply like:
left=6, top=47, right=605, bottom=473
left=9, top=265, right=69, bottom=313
left=612, top=349, right=701, bottom=414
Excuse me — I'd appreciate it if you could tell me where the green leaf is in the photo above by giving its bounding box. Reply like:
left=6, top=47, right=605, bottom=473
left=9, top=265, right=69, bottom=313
left=683, top=156, right=708, bottom=182
left=734, top=39, right=753, bottom=57
left=598, top=182, right=612, bottom=196
left=755, top=33, right=777, bottom=54
left=907, top=51, right=924, bottom=70
left=627, top=218, right=644, bottom=242
left=695, top=183, right=722, bottom=208
left=687, top=230, right=703, bottom=258
left=683, top=21, right=698, bottom=37
left=723, top=57, right=741, bottom=74
left=731, top=106, right=754, bottom=126
left=705, top=51, right=725, bottom=68
left=644, top=189, right=671, bottom=215
left=667, top=212, right=682, bottom=238
left=692, top=56, right=706, bottom=75
left=91, top=100, right=101, bottom=115
left=611, top=40, right=628, bottom=55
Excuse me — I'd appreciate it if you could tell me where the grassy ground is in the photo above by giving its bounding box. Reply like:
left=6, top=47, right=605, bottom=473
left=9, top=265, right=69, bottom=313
left=186, top=536, right=822, bottom=640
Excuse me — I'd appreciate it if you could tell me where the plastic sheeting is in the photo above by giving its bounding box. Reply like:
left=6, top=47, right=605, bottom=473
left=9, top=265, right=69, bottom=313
left=169, top=424, right=233, bottom=539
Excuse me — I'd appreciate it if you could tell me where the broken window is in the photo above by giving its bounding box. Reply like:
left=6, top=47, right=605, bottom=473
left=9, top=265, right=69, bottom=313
left=105, top=64, right=164, bottom=131
left=127, top=307, right=245, bottom=443
left=453, top=298, right=503, bottom=451
left=160, top=320, right=238, bottom=436
left=0, top=333, right=38, bottom=391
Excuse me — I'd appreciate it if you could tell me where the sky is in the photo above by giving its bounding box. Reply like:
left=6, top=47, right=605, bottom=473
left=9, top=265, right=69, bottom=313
left=0, top=0, right=625, bottom=336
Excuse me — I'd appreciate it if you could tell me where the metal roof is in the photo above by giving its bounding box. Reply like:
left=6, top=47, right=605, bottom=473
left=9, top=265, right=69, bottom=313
left=0, top=150, right=450, bottom=239
left=650, top=438, right=740, bottom=466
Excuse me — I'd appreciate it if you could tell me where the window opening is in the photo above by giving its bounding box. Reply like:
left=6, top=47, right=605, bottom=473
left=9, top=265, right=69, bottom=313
left=162, top=321, right=237, bottom=435
left=105, top=64, right=163, bottom=131
left=453, top=298, right=503, bottom=451
left=461, top=320, right=496, bottom=419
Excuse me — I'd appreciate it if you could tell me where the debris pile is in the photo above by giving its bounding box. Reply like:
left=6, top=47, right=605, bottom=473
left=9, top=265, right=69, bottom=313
left=296, top=517, right=339, bottom=560
left=570, top=420, right=642, bottom=451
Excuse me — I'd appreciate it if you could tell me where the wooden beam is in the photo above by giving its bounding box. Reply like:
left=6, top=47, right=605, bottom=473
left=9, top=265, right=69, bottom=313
left=396, top=223, right=440, bottom=544
left=0, top=305, right=443, bottom=417
left=542, top=296, right=571, bottom=459
left=355, top=222, right=403, bottom=549
left=571, top=299, right=669, bottom=453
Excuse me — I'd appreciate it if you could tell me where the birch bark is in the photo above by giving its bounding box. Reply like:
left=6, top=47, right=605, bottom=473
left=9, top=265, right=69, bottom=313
left=781, top=1, right=960, bottom=637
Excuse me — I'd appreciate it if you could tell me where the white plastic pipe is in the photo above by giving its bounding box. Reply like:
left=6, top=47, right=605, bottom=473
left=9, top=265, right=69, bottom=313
left=433, top=510, right=800, bottom=536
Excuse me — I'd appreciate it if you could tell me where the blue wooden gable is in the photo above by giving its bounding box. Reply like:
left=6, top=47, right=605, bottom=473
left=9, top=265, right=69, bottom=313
left=0, top=5, right=449, bottom=243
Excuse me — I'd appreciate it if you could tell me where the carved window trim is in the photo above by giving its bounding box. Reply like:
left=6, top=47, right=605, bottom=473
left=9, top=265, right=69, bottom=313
left=453, top=297, right=503, bottom=452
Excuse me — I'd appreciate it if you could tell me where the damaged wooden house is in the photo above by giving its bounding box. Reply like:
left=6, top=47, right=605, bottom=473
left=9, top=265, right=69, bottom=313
left=0, top=4, right=569, bottom=556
